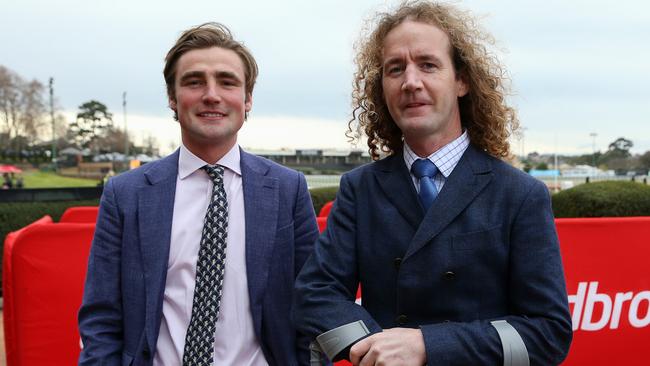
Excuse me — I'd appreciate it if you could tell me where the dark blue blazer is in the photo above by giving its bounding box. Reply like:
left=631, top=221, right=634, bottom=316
left=294, top=145, right=572, bottom=365
left=79, top=148, right=319, bottom=366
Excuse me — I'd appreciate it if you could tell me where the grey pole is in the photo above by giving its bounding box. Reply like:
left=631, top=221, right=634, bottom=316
left=123, top=91, right=129, bottom=157
left=589, top=132, right=597, bottom=177
left=49, top=78, right=56, bottom=166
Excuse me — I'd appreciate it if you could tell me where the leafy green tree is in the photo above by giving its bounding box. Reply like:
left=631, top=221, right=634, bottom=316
left=599, top=137, right=634, bottom=171
left=69, top=100, right=113, bottom=150
left=607, top=137, right=633, bottom=159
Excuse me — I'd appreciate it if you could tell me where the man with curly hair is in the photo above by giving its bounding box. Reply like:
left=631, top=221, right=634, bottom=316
left=294, top=2, right=572, bottom=365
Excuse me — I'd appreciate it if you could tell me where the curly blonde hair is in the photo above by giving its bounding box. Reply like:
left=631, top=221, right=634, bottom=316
left=347, top=1, right=519, bottom=160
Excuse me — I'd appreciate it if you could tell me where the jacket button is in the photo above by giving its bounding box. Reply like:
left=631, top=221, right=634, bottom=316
left=394, top=257, right=402, bottom=269
left=443, top=271, right=456, bottom=280
left=396, top=314, right=408, bottom=325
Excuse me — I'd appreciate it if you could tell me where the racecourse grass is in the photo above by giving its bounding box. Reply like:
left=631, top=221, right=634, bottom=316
left=21, top=170, right=99, bottom=188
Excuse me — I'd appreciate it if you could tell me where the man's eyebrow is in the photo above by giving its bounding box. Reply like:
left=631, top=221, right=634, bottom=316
left=179, top=70, right=205, bottom=81
left=383, top=53, right=444, bottom=67
left=414, top=53, right=443, bottom=64
left=382, top=56, right=402, bottom=67
left=215, top=70, right=242, bottom=82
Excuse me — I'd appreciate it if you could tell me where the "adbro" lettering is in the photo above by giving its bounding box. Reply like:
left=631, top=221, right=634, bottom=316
left=568, top=281, right=650, bottom=331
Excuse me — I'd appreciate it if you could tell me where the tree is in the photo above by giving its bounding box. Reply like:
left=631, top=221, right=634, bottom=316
left=141, top=133, right=159, bottom=156
left=69, top=100, right=113, bottom=150
left=18, top=79, right=46, bottom=141
left=0, top=65, right=47, bottom=160
left=600, top=137, right=634, bottom=171
left=0, top=66, right=20, bottom=140
left=607, top=137, right=633, bottom=158
left=94, top=127, right=135, bottom=154
left=638, top=151, right=650, bottom=170
left=566, top=151, right=602, bottom=167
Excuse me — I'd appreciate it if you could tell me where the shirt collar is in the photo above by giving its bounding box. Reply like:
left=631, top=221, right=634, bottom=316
left=178, top=143, right=242, bottom=180
left=403, top=130, right=470, bottom=178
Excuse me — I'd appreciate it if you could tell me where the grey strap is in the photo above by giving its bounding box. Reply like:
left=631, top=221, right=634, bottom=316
left=315, top=320, right=370, bottom=361
left=309, top=341, right=326, bottom=366
left=491, top=320, right=529, bottom=366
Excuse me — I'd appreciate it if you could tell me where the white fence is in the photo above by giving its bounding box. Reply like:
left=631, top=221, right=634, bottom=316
left=305, top=175, right=341, bottom=189
left=306, top=174, right=649, bottom=191
left=537, top=175, right=649, bottom=191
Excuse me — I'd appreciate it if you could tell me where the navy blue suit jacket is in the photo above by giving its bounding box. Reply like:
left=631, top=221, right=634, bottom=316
left=294, top=145, right=572, bottom=365
left=79, top=148, right=319, bottom=366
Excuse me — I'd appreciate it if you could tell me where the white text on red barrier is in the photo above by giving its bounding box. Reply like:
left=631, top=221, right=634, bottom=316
left=568, top=281, right=650, bottom=331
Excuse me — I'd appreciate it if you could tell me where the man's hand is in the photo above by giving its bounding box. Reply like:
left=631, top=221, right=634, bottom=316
left=349, top=328, right=426, bottom=366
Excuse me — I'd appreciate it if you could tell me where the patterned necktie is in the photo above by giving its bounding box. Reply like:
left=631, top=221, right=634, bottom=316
left=182, top=164, right=228, bottom=366
left=411, top=158, right=439, bottom=211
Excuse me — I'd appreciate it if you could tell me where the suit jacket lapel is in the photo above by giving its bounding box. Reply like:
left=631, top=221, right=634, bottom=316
left=138, top=150, right=179, bottom=350
left=240, top=150, right=278, bottom=337
left=374, top=153, right=423, bottom=230
left=405, top=145, right=493, bottom=260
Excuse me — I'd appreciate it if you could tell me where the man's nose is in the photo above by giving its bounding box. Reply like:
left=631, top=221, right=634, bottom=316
left=202, top=81, right=222, bottom=103
left=401, top=65, right=423, bottom=92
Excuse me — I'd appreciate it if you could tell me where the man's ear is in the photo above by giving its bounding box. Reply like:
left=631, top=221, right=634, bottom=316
left=456, top=70, right=469, bottom=97
left=168, top=96, right=177, bottom=111
left=245, top=93, right=253, bottom=112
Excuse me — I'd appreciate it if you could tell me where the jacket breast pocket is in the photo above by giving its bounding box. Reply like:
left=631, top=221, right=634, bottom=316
left=452, top=225, right=503, bottom=251
left=275, top=221, right=294, bottom=244
left=274, top=221, right=294, bottom=264
left=450, top=225, right=508, bottom=283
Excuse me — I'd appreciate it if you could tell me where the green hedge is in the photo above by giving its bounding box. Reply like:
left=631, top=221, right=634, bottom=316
left=552, top=181, right=650, bottom=217
left=0, top=188, right=342, bottom=296
left=3, top=182, right=646, bottom=296
left=0, top=187, right=342, bottom=244
left=3, top=182, right=647, bottom=245
left=309, top=186, right=339, bottom=215
left=0, top=199, right=100, bottom=245
left=0, top=199, right=100, bottom=296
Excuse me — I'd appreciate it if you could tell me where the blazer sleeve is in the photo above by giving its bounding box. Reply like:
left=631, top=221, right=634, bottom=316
left=293, top=174, right=383, bottom=349
left=420, top=179, right=572, bottom=365
left=291, top=173, right=322, bottom=365
left=294, top=174, right=571, bottom=365
left=78, top=178, right=124, bottom=365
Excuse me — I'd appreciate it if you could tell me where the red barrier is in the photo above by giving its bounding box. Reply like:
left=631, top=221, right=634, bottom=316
left=319, top=201, right=334, bottom=218
left=59, top=206, right=99, bottom=223
left=3, top=212, right=647, bottom=364
left=316, top=217, right=328, bottom=233
left=556, top=217, right=650, bottom=365
left=3, top=222, right=95, bottom=365
left=319, top=215, right=650, bottom=365
left=3, top=215, right=53, bottom=366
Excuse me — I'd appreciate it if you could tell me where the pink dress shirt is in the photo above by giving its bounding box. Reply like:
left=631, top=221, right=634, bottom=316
left=153, top=144, right=268, bottom=366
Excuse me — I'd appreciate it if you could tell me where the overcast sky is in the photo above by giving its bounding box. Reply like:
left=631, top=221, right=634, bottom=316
left=2, top=0, right=649, bottom=155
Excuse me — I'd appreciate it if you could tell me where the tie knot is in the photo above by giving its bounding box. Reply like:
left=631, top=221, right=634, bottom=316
left=201, top=164, right=225, bottom=184
left=411, top=159, right=438, bottom=179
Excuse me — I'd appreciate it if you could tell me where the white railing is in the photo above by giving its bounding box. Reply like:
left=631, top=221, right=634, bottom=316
left=305, top=175, right=341, bottom=189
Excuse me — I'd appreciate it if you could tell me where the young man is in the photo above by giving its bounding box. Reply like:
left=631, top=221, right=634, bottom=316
left=79, top=23, right=319, bottom=365
left=294, top=2, right=572, bottom=365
